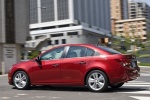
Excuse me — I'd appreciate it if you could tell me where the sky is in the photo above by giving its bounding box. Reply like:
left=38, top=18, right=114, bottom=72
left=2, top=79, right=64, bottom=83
left=134, top=0, right=150, bottom=6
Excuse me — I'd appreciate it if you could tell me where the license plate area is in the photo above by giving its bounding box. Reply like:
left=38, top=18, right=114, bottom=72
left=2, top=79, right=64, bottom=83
left=131, top=60, right=137, bottom=68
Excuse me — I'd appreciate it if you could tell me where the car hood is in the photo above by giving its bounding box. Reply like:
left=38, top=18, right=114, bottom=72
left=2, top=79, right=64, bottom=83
left=12, top=60, right=34, bottom=68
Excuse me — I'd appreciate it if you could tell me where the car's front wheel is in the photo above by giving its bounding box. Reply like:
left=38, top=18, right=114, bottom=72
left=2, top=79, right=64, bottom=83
left=13, top=71, right=30, bottom=90
left=86, top=70, right=108, bottom=92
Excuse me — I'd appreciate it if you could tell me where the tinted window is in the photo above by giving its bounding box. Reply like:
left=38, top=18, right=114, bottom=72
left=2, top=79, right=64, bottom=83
left=41, top=47, right=64, bottom=60
left=97, top=46, right=121, bottom=54
left=86, top=48, right=95, bottom=56
left=66, top=46, right=86, bottom=58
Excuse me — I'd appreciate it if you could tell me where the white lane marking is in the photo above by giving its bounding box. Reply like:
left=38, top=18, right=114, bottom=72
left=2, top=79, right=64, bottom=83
left=14, top=96, right=19, bottom=97
left=120, top=91, right=150, bottom=94
left=17, top=94, right=28, bottom=96
left=49, top=97, right=61, bottom=99
left=128, top=81, right=145, bottom=83
left=31, top=96, right=62, bottom=99
left=140, top=73, right=150, bottom=76
left=123, top=81, right=150, bottom=87
left=118, top=81, right=150, bottom=100
left=35, top=96, right=45, bottom=99
left=123, top=85, right=150, bottom=87
left=130, top=96, right=150, bottom=100
left=125, top=83, right=150, bottom=85
left=0, top=97, right=10, bottom=99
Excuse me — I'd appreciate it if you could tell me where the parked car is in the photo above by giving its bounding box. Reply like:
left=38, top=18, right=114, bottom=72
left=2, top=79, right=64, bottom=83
left=8, top=44, right=140, bottom=92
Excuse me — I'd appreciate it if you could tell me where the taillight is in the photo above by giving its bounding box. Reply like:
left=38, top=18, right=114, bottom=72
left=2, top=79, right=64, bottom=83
left=114, top=59, right=130, bottom=67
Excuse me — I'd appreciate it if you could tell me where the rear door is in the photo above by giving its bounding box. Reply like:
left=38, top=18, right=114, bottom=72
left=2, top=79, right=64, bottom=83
left=61, top=46, right=95, bottom=84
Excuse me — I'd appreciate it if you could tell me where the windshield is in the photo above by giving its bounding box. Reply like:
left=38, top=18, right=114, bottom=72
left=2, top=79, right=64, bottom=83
left=97, top=46, right=121, bottom=54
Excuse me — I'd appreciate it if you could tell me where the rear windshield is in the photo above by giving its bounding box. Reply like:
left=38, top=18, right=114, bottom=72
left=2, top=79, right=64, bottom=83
left=97, top=46, right=121, bottom=54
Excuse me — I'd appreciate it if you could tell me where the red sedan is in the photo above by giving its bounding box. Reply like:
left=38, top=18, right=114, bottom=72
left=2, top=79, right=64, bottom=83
left=8, top=44, right=140, bottom=92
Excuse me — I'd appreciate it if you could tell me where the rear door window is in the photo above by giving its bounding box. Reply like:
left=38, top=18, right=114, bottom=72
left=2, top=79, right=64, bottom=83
left=97, top=46, right=121, bottom=54
left=85, top=48, right=95, bottom=57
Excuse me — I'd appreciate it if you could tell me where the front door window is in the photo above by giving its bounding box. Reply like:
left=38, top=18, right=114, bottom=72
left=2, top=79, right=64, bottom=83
left=40, top=47, right=65, bottom=60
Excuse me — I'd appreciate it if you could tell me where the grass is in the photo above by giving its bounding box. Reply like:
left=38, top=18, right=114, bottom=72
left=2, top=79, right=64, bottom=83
left=138, top=63, right=150, bottom=66
left=138, top=54, right=150, bottom=58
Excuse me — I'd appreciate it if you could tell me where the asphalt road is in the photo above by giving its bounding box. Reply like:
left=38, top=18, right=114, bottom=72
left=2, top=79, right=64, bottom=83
left=0, top=67, right=150, bottom=100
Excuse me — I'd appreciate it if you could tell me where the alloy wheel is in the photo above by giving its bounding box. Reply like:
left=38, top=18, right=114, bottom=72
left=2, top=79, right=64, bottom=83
left=13, top=71, right=30, bottom=89
left=86, top=70, right=108, bottom=92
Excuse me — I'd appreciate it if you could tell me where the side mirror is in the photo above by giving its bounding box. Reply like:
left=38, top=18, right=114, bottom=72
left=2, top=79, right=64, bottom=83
left=35, top=56, right=42, bottom=67
left=35, top=56, right=41, bottom=61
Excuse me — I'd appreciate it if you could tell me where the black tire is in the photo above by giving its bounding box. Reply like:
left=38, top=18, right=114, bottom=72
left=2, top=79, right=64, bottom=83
left=13, top=71, right=30, bottom=90
left=86, top=70, right=108, bottom=92
left=110, top=82, right=124, bottom=88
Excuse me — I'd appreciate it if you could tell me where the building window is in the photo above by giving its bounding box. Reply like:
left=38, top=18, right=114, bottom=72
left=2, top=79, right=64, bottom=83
left=67, top=32, right=78, bottom=35
left=51, top=33, right=63, bottom=37
left=30, top=0, right=38, bottom=24
left=57, top=0, right=69, bottom=20
left=48, top=40, right=52, bottom=45
left=62, top=39, right=66, bottom=44
left=5, top=0, right=15, bottom=43
left=41, top=0, right=55, bottom=22
left=55, top=40, right=59, bottom=45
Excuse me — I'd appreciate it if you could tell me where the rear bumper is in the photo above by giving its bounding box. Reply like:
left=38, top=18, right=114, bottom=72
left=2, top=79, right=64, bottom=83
left=110, top=67, right=140, bottom=85
left=126, top=67, right=140, bottom=81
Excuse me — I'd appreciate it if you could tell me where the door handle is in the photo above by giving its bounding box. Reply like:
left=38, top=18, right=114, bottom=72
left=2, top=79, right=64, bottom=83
left=79, top=61, right=86, bottom=65
left=53, top=64, right=59, bottom=67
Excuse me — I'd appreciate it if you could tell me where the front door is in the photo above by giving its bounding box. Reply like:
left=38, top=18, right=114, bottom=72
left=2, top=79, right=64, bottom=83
left=31, top=46, right=65, bottom=84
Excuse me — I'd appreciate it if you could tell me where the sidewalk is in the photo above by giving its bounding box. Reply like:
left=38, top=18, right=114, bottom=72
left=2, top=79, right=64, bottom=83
left=0, top=74, right=7, bottom=77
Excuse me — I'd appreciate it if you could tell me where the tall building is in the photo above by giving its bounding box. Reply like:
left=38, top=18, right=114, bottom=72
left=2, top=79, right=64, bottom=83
left=0, top=0, right=29, bottom=74
left=128, top=0, right=150, bottom=19
left=110, top=0, right=128, bottom=20
left=110, top=0, right=128, bottom=34
left=115, top=18, right=150, bottom=41
left=27, top=0, right=111, bottom=51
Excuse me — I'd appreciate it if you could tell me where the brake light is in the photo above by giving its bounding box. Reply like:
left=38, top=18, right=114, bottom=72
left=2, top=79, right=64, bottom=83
left=114, top=59, right=130, bottom=67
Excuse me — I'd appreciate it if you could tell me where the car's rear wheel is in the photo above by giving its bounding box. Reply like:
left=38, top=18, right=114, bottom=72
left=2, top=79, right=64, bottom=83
left=110, top=82, right=124, bottom=88
left=86, top=70, right=108, bottom=92
left=13, top=71, right=30, bottom=90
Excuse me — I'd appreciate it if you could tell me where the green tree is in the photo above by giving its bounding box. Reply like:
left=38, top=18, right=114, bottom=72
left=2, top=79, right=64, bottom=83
left=28, top=51, right=40, bottom=59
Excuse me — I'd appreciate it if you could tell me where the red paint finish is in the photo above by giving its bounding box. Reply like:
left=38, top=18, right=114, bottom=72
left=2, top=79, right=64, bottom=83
left=8, top=44, right=140, bottom=87
left=60, top=57, right=92, bottom=84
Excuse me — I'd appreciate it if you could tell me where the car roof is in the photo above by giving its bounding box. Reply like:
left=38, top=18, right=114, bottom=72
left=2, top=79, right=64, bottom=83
left=52, top=44, right=110, bottom=55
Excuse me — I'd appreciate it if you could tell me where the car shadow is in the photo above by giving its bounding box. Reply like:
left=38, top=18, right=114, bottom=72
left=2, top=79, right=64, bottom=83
left=30, top=85, right=90, bottom=92
left=12, top=85, right=148, bottom=93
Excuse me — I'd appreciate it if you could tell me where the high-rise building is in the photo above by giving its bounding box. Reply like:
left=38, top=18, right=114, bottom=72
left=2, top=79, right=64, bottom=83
left=115, top=18, right=150, bottom=41
left=27, top=0, right=111, bottom=51
left=110, top=0, right=128, bottom=20
left=110, top=0, right=128, bottom=34
left=0, top=0, right=29, bottom=74
left=128, top=0, right=150, bottom=19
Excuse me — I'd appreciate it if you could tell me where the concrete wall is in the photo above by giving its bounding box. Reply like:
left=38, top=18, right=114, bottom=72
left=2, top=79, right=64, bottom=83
left=73, top=0, right=111, bottom=32
left=0, top=44, right=21, bottom=74
left=0, top=0, right=5, bottom=43
left=0, top=0, right=29, bottom=74
left=15, top=0, right=30, bottom=44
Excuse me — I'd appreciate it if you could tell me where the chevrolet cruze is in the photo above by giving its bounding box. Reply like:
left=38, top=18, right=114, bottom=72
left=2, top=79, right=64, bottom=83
left=8, top=44, right=140, bottom=92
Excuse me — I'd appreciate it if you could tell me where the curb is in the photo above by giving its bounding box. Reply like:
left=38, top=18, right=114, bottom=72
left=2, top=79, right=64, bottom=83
left=139, top=66, right=150, bottom=67
left=0, top=74, right=7, bottom=77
